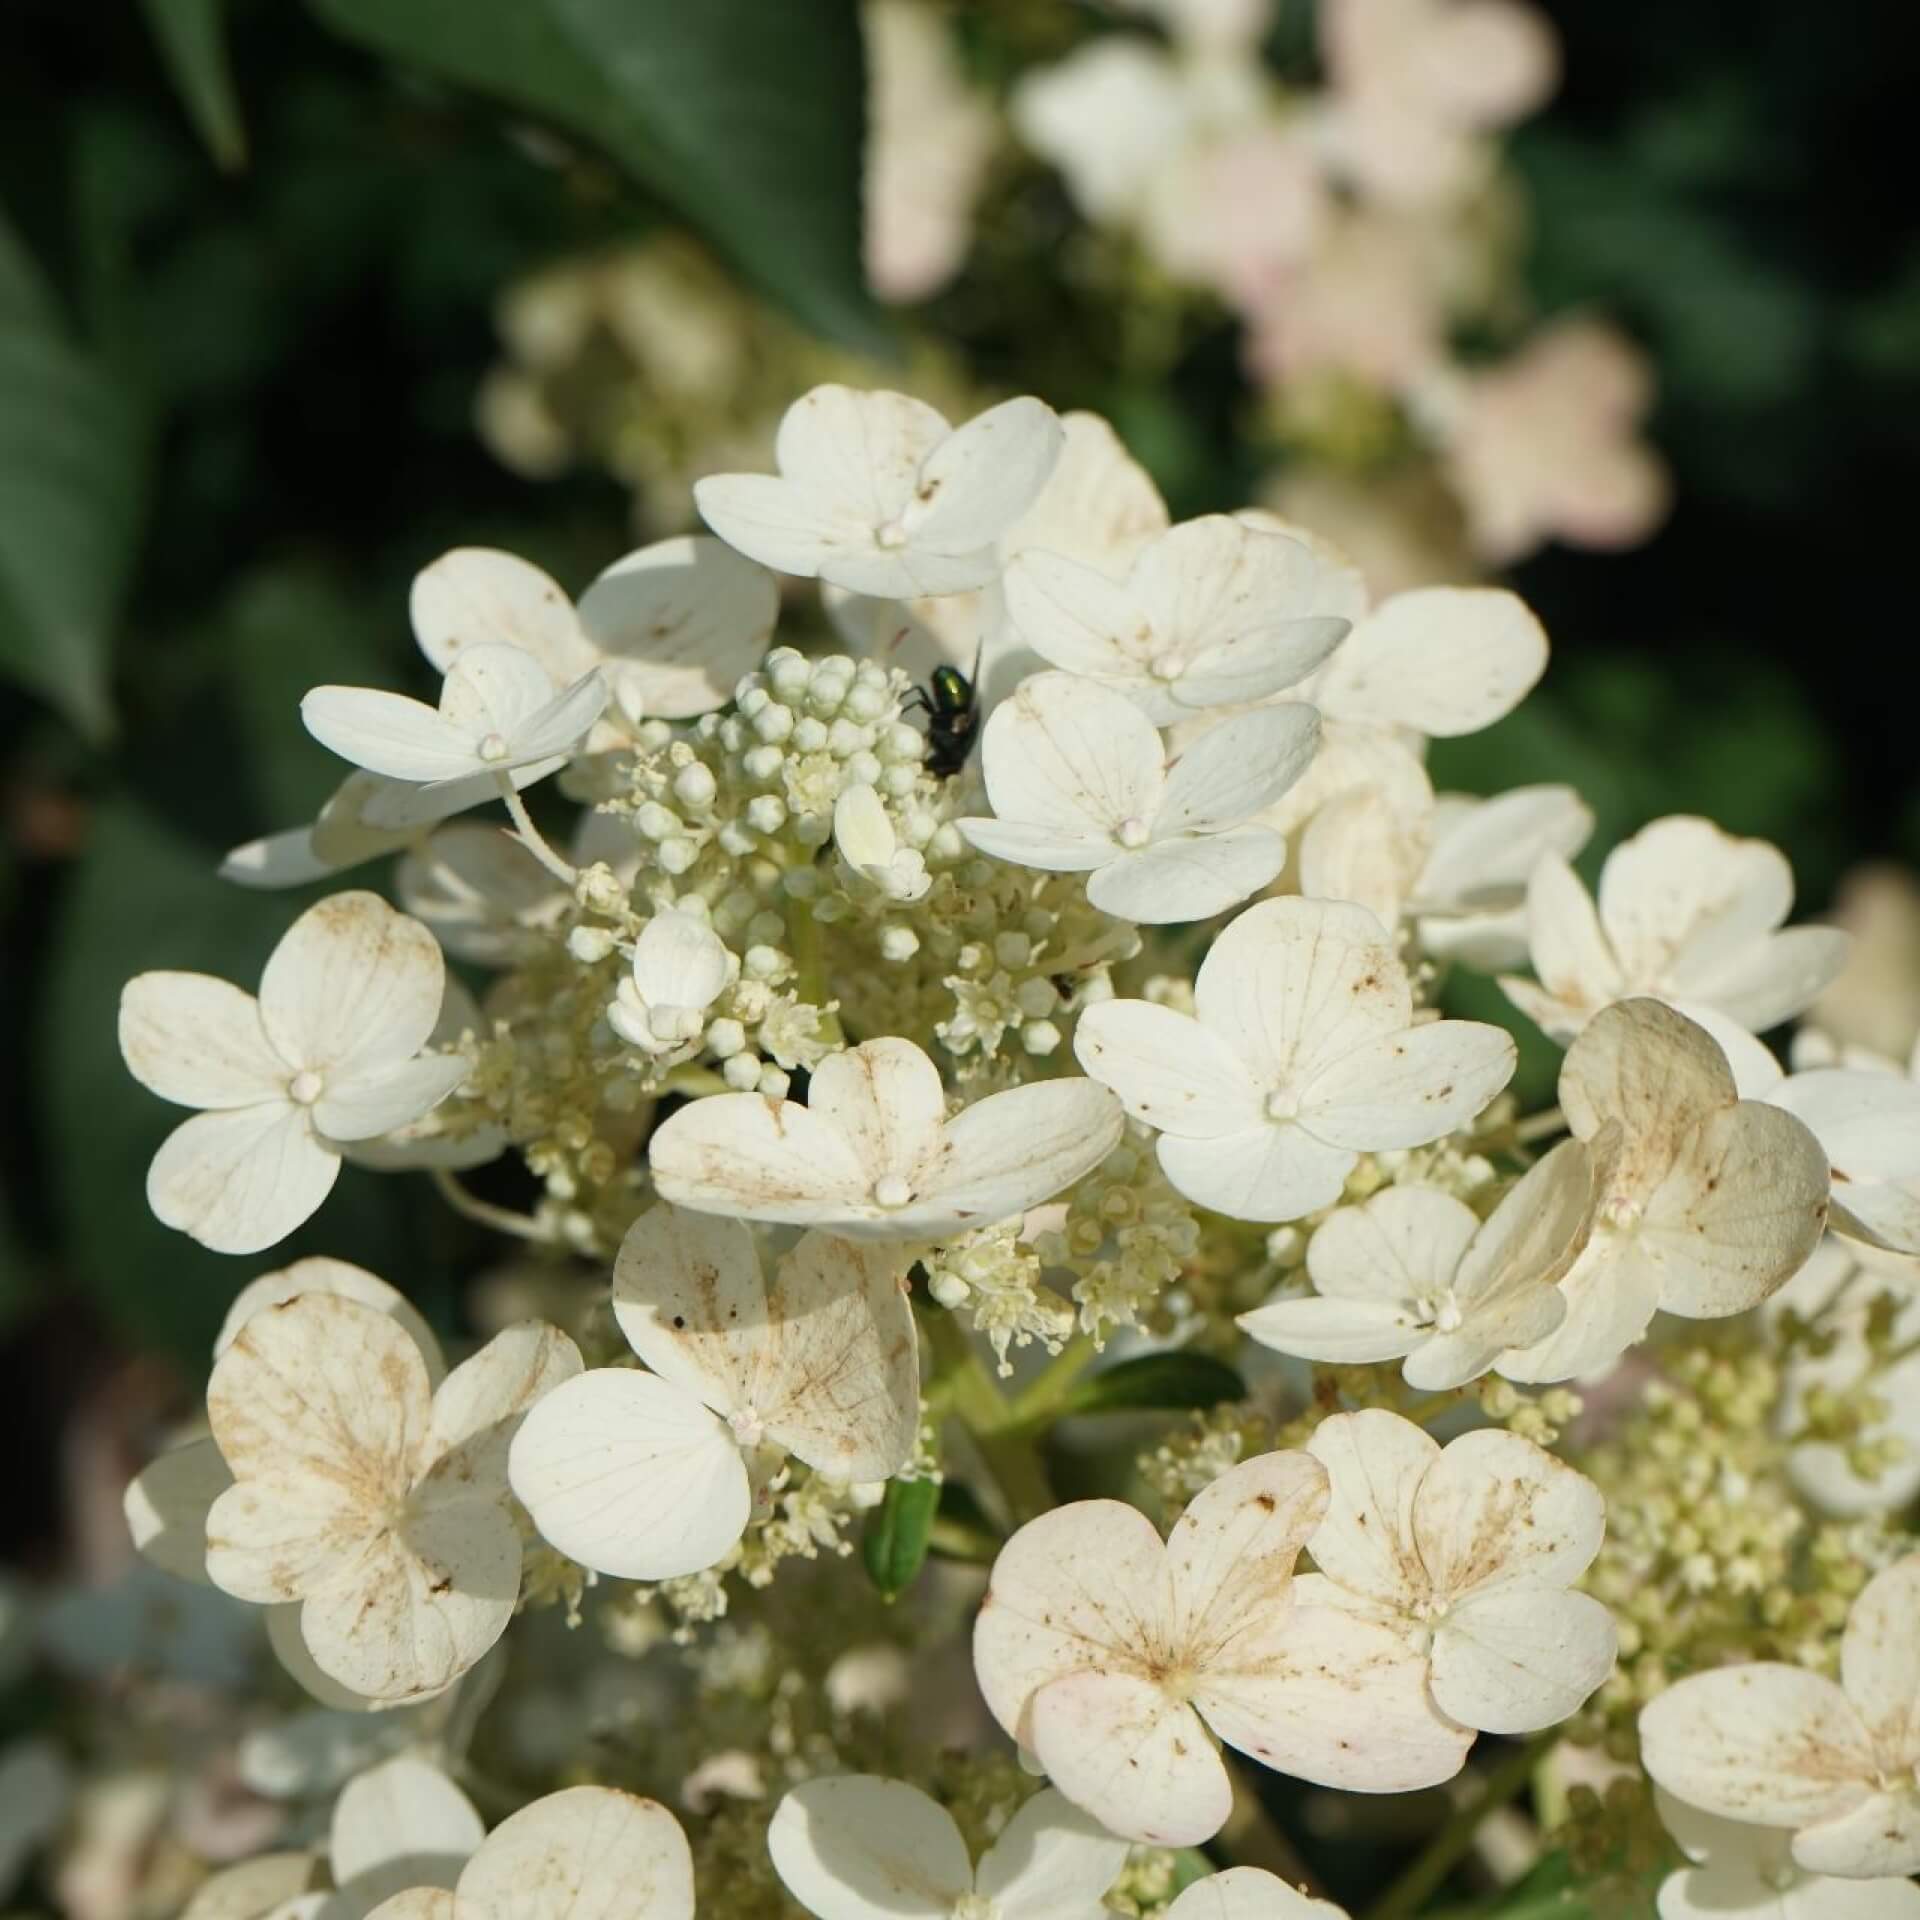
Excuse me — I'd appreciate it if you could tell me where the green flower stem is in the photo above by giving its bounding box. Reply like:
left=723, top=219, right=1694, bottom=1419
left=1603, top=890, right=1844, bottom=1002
left=1362, top=1732, right=1561, bottom=1920
left=1005, top=1332, right=1099, bottom=1427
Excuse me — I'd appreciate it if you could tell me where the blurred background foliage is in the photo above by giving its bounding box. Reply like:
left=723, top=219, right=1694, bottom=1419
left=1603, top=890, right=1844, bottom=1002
left=1, top=0, right=1915, bottom=1559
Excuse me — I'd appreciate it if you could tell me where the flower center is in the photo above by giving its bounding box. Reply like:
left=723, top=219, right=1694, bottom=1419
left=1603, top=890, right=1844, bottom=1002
left=874, top=518, right=909, bottom=551
left=728, top=1406, right=767, bottom=1450
left=1263, top=1087, right=1299, bottom=1122
left=478, top=731, right=512, bottom=763
left=1149, top=649, right=1184, bottom=682
left=1115, top=816, right=1151, bottom=850
left=953, top=1896, right=1000, bottom=1920
left=873, top=1173, right=914, bottom=1210
left=287, top=1070, right=326, bottom=1105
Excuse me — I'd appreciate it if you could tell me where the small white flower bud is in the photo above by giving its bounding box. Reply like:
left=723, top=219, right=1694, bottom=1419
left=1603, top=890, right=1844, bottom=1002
left=881, top=764, right=917, bottom=798
left=768, top=651, right=810, bottom=701
left=794, top=813, right=833, bottom=847
left=747, top=911, right=787, bottom=945
left=672, top=764, right=717, bottom=809
left=568, top=926, right=616, bottom=964
left=744, top=945, right=785, bottom=981
left=1021, top=1020, right=1062, bottom=1055
left=1016, top=977, right=1059, bottom=1017
left=756, top=1065, right=791, bottom=1099
left=575, top=863, right=628, bottom=916
left=658, top=837, right=698, bottom=876
left=745, top=794, right=788, bottom=835
left=927, top=1272, right=970, bottom=1309
left=826, top=718, right=867, bottom=758
left=843, top=683, right=886, bottom=723
left=783, top=866, right=819, bottom=900
left=879, top=924, right=920, bottom=962
left=995, top=932, right=1033, bottom=969
left=845, top=749, right=882, bottom=785
left=928, top=824, right=966, bottom=862
left=752, top=703, right=794, bottom=745
left=722, top=1051, right=763, bottom=1090
left=706, top=1017, right=747, bottom=1058
left=635, top=802, right=680, bottom=841
left=716, top=822, right=758, bottom=858
left=742, top=744, right=783, bottom=783
left=738, top=685, right=770, bottom=719
left=635, top=719, right=672, bottom=750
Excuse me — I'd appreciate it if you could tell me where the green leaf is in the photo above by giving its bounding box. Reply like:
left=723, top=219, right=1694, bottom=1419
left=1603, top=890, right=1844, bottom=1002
left=1058, top=1351, right=1247, bottom=1418
left=0, top=213, right=148, bottom=743
left=140, top=0, right=249, bottom=172
left=862, top=1475, right=941, bottom=1599
left=306, top=0, right=890, bottom=352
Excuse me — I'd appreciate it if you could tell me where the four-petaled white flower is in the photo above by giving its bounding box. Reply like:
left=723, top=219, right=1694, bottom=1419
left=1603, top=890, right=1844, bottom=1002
left=410, top=538, right=778, bottom=732
left=1500, top=815, right=1852, bottom=1047
left=119, top=892, right=472, bottom=1253
left=648, top=1036, right=1123, bottom=1241
left=1003, top=515, right=1350, bottom=723
left=1075, top=897, right=1516, bottom=1221
left=1640, top=1554, right=1920, bottom=1880
left=956, top=673, right=1321, bottom=924
left=1652, top=1787, right=1920, bottom=1920
left=833, top=785, right=930, bottom=903
left=1167, top=1869, right=1351, bottom=1920
left=973, top=1449, right=1471, bottom=1844
left=1300, top=1411, right=1617, bottom=1741
left=203, top=1292, right=578, bottom=1704
left=302, top=643, right=607, bottom=831
left=509, top=1206, right=917, bottom=1581
left=1239, top=1137, right=1599, bottom=1386
left=768, top=1778, right=1127, bottom=1920
left=607, top=913, right=733, bottom=1056
left=363, top=1786, right=693, bottom=1920
left=1498, top=999, right=1829, bottom=1383
left=695, top=386, right=1064, bottom=600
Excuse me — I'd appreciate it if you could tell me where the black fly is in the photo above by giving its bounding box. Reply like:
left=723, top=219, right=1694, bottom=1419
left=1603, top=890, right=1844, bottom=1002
left=907, top=661, right=980, bottom=778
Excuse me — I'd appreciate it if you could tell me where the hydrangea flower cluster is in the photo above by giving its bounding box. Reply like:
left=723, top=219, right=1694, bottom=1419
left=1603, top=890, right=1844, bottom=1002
left=104, top=385, right=1917, bottom=1920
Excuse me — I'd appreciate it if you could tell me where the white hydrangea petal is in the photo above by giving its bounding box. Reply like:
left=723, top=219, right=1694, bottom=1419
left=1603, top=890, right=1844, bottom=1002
left=1496, top=1234, right=1664, bottom=1383
left=1003, top=549, right=1147, bottom=684
left=1559, top=999, right=1736, bottom=1171
left=497, top=669, right=609, bottom=766
left=1167, top=1451, right=1328, bottom=1659
left=148, top=1103, right=340, bottom=1255
left=1007, top=410, right=1169, bottom=569
left=1192, top=1603, right=1471, bottom=1792
left=1300, top=1019, right=1516, bottom=1150
left=1195, top=898, right=1410, bottom=1087
left=183, top=1855, right=324, bottom=1920
left=258, top=893, right=445, bottom=1083
left=975, top=1787, right=1131, bottom=1920
left=973, top=1499, right=1173, bottom=1747
left=767, top=1777, right=972, bottom=1920
left=1165, top=1865, right=1350, bottom=1920
left=922, top=1080, right=1125, bottom=1237
left=397, top=825, right=564, bottom=967
left=217, top=1257, right=444, bottom=1379
left=1073, top=1000, right=1265, bottom=1139
left=1237, top=1295, right=1428, bottom=1364
left=613, top=1206, right=768, bottom=1414
left=1413, top=1427, right=1605, bottom=1599
left=1314, top=588, right=1546, bottom=735
left=752, top=1233, right=918, bottom=1480
left=1840, top=1556, right=1920, bottom=1760
left=204, top=1296, right=432, bottom=1602
left=1304, top=1409, right=1439, bottom=1608
left=1416, top=785, right=1593, bottom=911
left=1770, top=1071, right=1920, bottom=1184
left=904, top=397, right=1062, bottom=555
left=421, top=1321, right=582, bottom=1493
left=810, top=1039, right=948, bottom=1189
left=1430, top=1587, right=1617, bottom=1733
left=363, top=1893, right=452, bottom=1920
left=328, top=1756, right=484, bottom=1905
left=776, top=385, right=949, bottom=524
left=1454, top=1137, right=1597, bottom=1307
left=1792, top=1790, right=1920, bottom=1879
left=1640, top=1665, right=1875, bottom=1832
left=1133, top=519, right=1335, bottom=660
left=1089, top=829, right=1289, bottom=925
left=408, top=549, right=587, bottom=681
left=956, top=816, right=1119, bottom=874
left=981, top=673, right=1165, bottom=840
left=120, top=973, right=286, bottom=1108
left=1402, top=1288, right=1567, bottom=1393
left=315, top=1053, right=469, bottom=1144
left=1157, top=1122, right=1356, bottom=1223
left=454, top=1786, right=694, bottom=1920
left=1309, top=1186, right=1481, bottom=1305
left=1600, top=817, right=1791, bottom=988
left=694, top=474, right=866, bottom=583
left=301, top=687, right=480, bottom=783
left=1640, top=1104, right=1830, bottom=1318
left=1685, top=927, right=1853, bottom=1034
left=1029, top=1672, right=1229, bottom=1847
left=357, top=761, right=560, bottom=834
left=1173, top=620, right=1350, bottom=711
left=1511, top=853, right=1620, bottom=1032
left=507, top=1368, right=751, bottom=1580
left=264, top=1603, right=405, bottom=1713
left=1299, top=786, right=1419, bottom=930
left=1156, top=706, right=1321, bottom=836
left=833, top=784, right=898, bottom=871
left=435, top=640, right=567, bottom=738
left=647, top=1092, right=874, bottom=1228
left=575, top=535, right=779, bottom=719
left=630, top=913, right=730, bottom=1016
left=124, top=1437, right=231, bottom=1584
left=220, top=824, right=352, bottom=890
